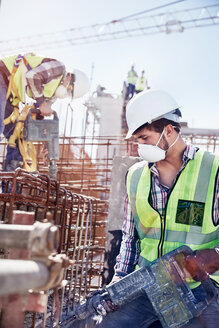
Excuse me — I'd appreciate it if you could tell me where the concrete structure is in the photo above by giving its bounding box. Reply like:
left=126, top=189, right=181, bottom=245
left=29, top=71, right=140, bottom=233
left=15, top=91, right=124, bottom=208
left=89, top=96, right=123, bottom=160
left=102, top=156, right=140, bottom=285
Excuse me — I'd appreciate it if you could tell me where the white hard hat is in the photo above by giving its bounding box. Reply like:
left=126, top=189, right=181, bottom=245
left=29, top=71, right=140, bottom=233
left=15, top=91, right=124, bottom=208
left=125, top=89, right=181, bottom=139
left=68, top=68, right=90, bottom=98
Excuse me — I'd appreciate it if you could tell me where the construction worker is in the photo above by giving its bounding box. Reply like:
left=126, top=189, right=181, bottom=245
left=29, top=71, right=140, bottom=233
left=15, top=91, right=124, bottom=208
left=135, top=70, right=149, bottom=94
left=72, top=90, right=219, bottom=328
left=0, top=53, right=89, bottom=177
left=125, top=64, right=138, bottom=100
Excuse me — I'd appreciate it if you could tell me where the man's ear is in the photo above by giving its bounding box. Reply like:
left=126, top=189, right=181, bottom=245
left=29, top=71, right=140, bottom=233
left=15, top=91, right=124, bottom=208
left=165, top=124, right=175, bottom=137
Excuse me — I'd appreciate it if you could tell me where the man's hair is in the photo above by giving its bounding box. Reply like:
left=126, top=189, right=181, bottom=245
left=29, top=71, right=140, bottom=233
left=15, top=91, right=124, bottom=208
left=134, top=118, right=181, bottom=135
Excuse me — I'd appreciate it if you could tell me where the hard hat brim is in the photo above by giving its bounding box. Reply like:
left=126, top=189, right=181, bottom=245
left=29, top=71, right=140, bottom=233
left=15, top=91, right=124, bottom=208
left=125, top=130, right=133, bottom=139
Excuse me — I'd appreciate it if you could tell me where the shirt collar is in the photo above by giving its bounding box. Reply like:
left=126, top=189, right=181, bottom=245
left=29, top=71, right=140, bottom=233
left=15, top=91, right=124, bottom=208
left=149, top=144, right=199, bottom=176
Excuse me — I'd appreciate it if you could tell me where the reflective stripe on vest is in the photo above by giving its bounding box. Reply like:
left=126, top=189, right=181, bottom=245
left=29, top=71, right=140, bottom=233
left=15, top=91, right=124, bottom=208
left=127, top=150, right=219, bottom=284
left=2, top=54, right=63, bottom=104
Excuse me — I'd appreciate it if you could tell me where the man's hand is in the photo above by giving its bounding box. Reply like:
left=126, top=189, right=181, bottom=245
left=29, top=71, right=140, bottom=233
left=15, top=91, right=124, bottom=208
left=39, top=101, right=53, bottom=116
left=96, top=299, right=119, bottom=316
left=110, top=275, right=122, bottom=284
left=86, top=289, right=119, bottom=316
left=86, top=288, right=104, bottom=300
left=183, top=248, right=219, bottom=281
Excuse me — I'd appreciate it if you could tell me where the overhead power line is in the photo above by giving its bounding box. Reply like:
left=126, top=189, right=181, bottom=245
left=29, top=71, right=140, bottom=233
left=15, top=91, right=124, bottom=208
left=0, top=4, right=218, bottom=56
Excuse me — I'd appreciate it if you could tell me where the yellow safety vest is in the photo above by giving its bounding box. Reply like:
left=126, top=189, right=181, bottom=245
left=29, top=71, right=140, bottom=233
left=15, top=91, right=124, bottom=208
left=2, top=54, right=63, bottom=105
left=2, top=54, right=63, bottom=172
left=135, top=76, right=147, bottom=91
left=127, top=70, right=137, bottom=85
left=126, top=150, right=219, bottom=287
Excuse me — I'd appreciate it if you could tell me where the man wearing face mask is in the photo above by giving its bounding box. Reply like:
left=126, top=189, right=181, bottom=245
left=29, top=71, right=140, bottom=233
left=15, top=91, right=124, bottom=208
left=0, top=53, right=89, bottom=176
left=82, top=90, right=218, bottom=328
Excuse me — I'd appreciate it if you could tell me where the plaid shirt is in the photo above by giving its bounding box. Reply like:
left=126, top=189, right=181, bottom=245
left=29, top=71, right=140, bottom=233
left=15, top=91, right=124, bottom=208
left=0, top=57, right=65, bottom=105
left=25, top=58, right=65, bottom=105
left=114, top=144, right=219, bottom=277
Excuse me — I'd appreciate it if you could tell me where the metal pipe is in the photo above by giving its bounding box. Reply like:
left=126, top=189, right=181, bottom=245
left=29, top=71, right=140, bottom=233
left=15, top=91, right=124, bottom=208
left=0, top=225, right=33, bottom=249
left=0, top=222, right=59, bottom=254
left=0, top=259, right=49, bottom=295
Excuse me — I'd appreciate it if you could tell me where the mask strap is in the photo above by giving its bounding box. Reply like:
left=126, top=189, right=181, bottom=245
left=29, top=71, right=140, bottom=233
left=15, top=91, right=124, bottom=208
left=155, top=127, right=180, bottom=149
left=168, top=133, right=179, bottom=150
left=155, top=128, right=165, bottom=147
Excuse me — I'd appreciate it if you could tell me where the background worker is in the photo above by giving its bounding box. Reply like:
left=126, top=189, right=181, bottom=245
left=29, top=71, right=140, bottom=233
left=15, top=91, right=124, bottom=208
left=135, top=69, right=149, bottom=94
left=0, top=53, right=89, bottom=175
left=125, top=64, right=138, bottom=100
left=74, top=90, right=219, bottom=328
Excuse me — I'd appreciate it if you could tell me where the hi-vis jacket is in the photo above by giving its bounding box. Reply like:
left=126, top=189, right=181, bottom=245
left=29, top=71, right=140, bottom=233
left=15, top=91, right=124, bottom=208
left=135, top=76, right=147, bottom=91
left=126, top=150, right=219, bottom=285
left=1, top=54, right=63, bottom=106
left=127, top=69, right=138, bottom=85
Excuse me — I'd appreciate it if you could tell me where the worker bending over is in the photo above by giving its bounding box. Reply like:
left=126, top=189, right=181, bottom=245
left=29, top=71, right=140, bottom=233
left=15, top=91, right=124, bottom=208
left=0, top=53, right=89, bottom=176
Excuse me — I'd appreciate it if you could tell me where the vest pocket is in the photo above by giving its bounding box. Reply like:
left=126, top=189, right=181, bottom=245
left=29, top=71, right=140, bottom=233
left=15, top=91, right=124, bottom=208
left=175, top=199, right=205, bottom=227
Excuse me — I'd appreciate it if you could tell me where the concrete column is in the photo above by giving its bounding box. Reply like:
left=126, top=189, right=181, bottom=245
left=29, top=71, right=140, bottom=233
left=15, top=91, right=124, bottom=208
left=102, top=156, right=141, bottom=285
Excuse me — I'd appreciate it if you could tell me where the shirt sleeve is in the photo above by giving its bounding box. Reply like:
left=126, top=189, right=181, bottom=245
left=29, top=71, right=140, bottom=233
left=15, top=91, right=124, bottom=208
left=213, top=169, right=219, bottom=225
left=114, top=194, right=140, bottom=277
left=26, top=59, right=66, bottom=105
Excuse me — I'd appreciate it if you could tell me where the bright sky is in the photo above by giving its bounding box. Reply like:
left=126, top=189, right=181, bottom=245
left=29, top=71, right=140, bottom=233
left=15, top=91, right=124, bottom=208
left=0, top=0, right=219, bottom=130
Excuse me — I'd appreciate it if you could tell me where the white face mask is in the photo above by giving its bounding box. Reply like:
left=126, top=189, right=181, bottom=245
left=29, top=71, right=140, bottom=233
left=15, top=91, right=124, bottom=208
left=54, top=85, right=68, bottom=99
left=137, top=128, right=179, bottom=163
